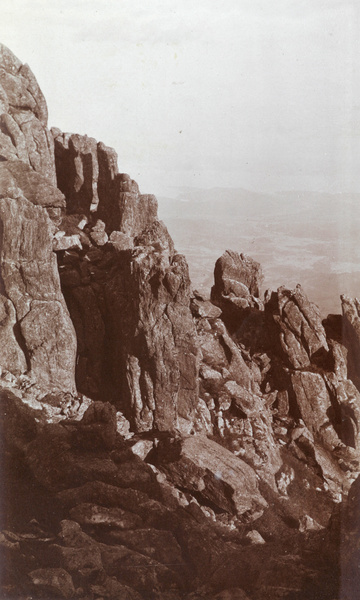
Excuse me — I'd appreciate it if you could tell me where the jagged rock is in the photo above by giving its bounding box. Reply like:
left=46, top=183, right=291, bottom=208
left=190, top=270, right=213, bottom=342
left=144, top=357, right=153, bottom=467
left=108, top=230, right=134, bottom=251
left=245, top=530, right=266, bottom=545
left=52, top=130, right=101, bottom=213
left=49, top=543, right=103, bottom=580
left=101, top=543, right=183, bottom=595
left=104, top=528, right=183, bottom=566
left=153, top=435, right=267, bottom=517
left=24, top=418, right=159, bottom=496
left=53, top=231, right=82, bottom=251
left=342, top=295, right=360, bottom=391
left=290, top=372, right=339, bottom=445
left=28, top=568, right=75, bottom=599
left=195, top=315, right=282, bottom=482
left=69, top=503, right=143, bottom=530
left=0, top=295, right=27, bottom=374
left=213, top=250, right=263, bottom=298
left=55, top=481, right=163, bottom=520
left=52, top=129, right=158, bottom=238
left=0, top=195, right=76, bottom=392
left=130, top=439, right=154, bottom=460
left=298, top=514, right=324, bottom=533
left=1, top=45, right=359, bottom=600
left=0, top=43, right=56, bottom=184
left=89, top=218, right=108, bottom=246
left=211, top=251, right=263, bottom=327
left=61, top=238, right=200, bottom=432
left=0, top=161, right=65, bottom=208
left=72, top=401, right=117, bottom=451
left=191, top=292, right=222, bottom=319
left=324, top=373, right=360, bottom=454
left=265, top=284, right=329, bottom=369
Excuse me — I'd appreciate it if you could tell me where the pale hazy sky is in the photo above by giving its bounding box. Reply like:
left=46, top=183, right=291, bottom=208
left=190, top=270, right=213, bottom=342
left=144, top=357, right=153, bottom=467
left=2, top=0, right=359, bottom=196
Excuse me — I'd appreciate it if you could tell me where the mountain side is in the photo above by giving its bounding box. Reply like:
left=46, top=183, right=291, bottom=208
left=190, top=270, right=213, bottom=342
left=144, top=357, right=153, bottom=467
left=0, top=44, right=359, bottom=600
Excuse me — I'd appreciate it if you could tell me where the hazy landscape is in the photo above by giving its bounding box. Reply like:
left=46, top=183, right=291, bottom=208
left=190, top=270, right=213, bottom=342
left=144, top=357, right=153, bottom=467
left=158, top=187, right=360, bottom=316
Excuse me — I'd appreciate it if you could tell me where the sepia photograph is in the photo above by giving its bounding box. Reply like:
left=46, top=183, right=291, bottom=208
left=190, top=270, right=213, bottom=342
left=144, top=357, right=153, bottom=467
left=0, top=1, right=359, bottom=598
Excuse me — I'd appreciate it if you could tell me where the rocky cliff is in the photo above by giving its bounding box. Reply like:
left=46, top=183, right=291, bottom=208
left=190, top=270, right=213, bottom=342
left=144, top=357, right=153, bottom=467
left=0, top=44, right=359, bottom=600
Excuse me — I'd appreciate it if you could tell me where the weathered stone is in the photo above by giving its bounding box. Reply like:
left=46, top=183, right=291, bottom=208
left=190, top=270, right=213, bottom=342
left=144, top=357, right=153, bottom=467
left=28, top=568, right=75, bottom=599
left=245, top=530, right=266, bottom=545
left=266, top=284, right=329, bottom=369
left=1, top=44, right=358, bottom=600
left=211, top=251, right=263, bottom=327
left=52, top=130, right=100, bottom=213
left=0, top=43, right=56, bottom=184
left=72, top=401, right=117, bottom=451
left=101, top=543, right=182, bottom=594
left=49, top=543, right=103, bottom=579
left=154, top=435, right=267, bottom=517
left=0, top=161, right=65, bottom=207
left=213, top=250, right=263, bottom=297
left=0, top=196, right=76, bottom=392
left=53, top=231, right=82, bottom=251
left=90, top=576, right=143, bottom=600
left=104, top=528, right=183, bottom=566
left=191, top=293, right=222, bottom=319
left=108, top=230, right=134, bottom=250
left=69, top=503, right=143, bottom=530
left=0, top=295, right=27, bottom=374
left=89, top=219, right=108, bottom=246
left=53, top=129, right=158, bottom=237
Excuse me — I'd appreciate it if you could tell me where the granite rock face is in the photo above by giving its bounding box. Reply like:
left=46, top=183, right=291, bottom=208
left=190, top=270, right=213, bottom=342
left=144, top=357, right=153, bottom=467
left=52, top=128, right=158, bottom=236
left=0, top=44, right=359, bottom=600
left=0, top=44, right=56, bottom=184
left=57, top=204, right=199, bottom=434
left=265, top=284, right=330, bottom=369
left=0, top=44, right=77, bottom=394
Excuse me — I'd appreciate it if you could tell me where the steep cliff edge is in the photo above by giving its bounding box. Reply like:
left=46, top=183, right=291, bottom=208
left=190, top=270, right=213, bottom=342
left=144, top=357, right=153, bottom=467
left=0, top=44, right=359, bottom=600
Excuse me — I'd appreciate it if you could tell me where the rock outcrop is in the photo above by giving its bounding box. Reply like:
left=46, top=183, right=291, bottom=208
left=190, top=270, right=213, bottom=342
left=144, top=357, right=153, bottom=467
left=0, top=44, right=56, bottom=184
left=211, top=250, right=263, bottom=329
left=53, top=131, right=200, bottom=432
left=0, top=45, right=77, bottom=394
left=0, top=43, right=359, bottom=600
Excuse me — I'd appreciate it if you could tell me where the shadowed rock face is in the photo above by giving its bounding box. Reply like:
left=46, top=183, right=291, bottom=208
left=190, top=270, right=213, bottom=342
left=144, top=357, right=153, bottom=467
left=49, top=118, right=200, bottom=432
left=0, top=44, right=360, bottom=600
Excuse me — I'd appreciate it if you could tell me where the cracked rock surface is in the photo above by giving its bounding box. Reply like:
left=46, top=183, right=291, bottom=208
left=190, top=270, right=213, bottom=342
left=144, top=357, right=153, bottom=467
left=0, top=43, right=359, bottom=600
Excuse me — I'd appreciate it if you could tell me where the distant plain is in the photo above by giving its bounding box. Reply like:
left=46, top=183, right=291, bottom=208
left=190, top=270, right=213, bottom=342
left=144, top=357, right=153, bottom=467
left=158, top=188, right=360, bottom=316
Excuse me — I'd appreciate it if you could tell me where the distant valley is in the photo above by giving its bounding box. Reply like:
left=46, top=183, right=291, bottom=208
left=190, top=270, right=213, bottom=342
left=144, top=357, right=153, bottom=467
left=158, top=187, right=360, bottom=316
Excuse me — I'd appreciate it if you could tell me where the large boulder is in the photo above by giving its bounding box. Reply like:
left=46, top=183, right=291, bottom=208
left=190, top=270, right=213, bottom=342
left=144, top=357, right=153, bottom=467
left=153, top=434, right=267, bottom=517
left=211, top=251, right=263, bottom=328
